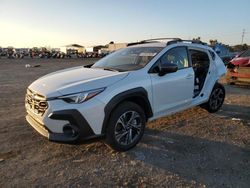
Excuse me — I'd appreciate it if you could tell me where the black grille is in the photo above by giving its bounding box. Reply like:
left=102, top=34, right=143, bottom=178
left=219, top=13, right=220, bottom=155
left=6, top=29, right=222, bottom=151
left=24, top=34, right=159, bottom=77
left=25, top=89, right=48, bottom=116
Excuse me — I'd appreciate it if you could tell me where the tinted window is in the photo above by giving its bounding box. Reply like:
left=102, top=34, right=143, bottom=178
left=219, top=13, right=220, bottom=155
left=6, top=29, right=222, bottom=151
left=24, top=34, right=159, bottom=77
left=161, top=47, right=189, bottom=69
left=209, top=50, right=216, bottom=60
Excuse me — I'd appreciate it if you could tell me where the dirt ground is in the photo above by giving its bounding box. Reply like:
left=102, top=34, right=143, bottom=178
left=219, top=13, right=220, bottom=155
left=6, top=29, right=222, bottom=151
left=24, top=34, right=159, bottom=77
left=0, top=58, right=249, bottom=187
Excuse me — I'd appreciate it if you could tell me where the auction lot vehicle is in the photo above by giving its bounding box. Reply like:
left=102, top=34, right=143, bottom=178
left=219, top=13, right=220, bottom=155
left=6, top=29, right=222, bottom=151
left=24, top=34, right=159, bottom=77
left=213, top=43, right=237, bottom=65
left=226, top=49, right=250, bottom=84
left=25, top=38, right=226, bottom=151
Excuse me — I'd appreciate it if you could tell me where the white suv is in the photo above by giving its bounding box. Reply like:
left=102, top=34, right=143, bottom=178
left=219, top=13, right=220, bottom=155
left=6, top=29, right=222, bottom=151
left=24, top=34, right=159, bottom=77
left=25, top=38, right=226, bottom=151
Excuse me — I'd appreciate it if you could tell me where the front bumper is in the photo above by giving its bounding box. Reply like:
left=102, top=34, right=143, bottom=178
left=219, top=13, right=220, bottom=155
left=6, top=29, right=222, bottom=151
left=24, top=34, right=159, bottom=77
left=26, top=114, right=49, bottom=138
left=25, top=88, right=106, bottom=142
left=26, top=109, right=96, bottom=142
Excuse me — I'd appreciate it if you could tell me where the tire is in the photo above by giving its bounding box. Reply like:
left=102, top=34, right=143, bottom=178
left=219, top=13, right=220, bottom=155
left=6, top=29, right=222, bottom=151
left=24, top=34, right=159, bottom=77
left=201, top=83, right=225, bottom=113
left=105, top=102, right=146, bottom=151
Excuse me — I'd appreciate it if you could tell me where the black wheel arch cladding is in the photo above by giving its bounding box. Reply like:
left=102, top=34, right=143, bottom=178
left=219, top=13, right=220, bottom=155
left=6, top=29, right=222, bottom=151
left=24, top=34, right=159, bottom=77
left=101, top=87, right=153, bottom=134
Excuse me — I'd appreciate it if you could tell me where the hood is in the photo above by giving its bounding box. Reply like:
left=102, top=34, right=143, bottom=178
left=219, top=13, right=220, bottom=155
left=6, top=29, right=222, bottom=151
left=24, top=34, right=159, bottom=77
left=28, top=66, right=128, bottom=98
left=230, top=57, right=250, bottom=67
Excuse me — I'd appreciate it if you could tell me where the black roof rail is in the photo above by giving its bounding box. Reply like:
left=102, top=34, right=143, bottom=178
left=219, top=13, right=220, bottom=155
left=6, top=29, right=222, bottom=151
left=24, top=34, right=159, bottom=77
left=127, top=38, right=207, bottom=47
left=167, top=39, right=207, bottom=46
left=127, top=37, right=181, bottom=46
left=140, top=37, right=182, bottom=43
left=127, top=41, right=147, bottom=46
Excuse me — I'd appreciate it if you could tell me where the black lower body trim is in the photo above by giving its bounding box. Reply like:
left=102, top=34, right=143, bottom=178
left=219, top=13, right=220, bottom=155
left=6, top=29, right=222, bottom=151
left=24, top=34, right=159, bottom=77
left=48, top=109, right=96, bottom=142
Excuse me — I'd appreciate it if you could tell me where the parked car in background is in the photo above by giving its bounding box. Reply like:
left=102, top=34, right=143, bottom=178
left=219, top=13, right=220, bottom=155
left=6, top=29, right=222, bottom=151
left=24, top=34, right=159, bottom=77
left=25, top=38, right=226, bottom=151
left=226, top=49, right=250, bottom=84
left=229, top=49, right=250, bottom=67
left=213, top=43, right=236, bottom=65
left=6, top=47, right=15, bottom=58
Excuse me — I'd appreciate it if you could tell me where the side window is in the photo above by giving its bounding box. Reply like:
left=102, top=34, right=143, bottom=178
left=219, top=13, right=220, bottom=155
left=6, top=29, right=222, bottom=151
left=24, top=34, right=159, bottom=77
left=209, top=50, right=216, bottom=61
left=161, top=47, right=189, bottom=69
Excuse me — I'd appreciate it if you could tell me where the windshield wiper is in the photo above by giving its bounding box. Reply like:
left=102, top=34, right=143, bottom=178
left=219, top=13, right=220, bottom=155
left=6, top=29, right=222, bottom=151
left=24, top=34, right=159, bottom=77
left=103, top=67, right=119, bottom=72
left=92, top=66, right=121, bottom=72
left=84, top=63, right=94, bottom=68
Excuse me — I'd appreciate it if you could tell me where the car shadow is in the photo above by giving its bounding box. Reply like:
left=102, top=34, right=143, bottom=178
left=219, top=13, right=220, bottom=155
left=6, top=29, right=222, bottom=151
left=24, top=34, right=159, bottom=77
left=217, top=104, right=250, bottom=122
left=127, top=129, right=250, bottom=187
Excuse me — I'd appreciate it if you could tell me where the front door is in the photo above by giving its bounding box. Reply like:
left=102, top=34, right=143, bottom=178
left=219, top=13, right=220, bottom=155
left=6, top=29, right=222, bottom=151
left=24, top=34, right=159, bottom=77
left=150, top=46, right=194, bottom=117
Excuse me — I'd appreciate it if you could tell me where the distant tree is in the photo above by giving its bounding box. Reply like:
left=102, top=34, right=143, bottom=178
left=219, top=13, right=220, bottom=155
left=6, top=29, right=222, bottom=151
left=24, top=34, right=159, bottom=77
left=231, top=44, right=249, bottom=52
left=192, top=37, right=201, bottom=42
left=242, top=44, right=248, bottom=50
left=109, top=41, right=114, bottom=44
left=209, top=39, right=218, bottom=47
left=228, top=46, right=234, bottom=52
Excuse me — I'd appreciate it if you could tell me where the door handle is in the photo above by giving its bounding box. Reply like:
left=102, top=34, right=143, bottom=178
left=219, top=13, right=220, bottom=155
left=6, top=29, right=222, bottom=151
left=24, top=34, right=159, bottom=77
left=186, top=74, right=193, bottom=79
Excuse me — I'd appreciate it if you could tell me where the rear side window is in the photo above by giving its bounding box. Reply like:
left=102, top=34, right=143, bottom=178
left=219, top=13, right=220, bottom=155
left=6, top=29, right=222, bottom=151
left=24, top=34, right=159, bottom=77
left=209, top=50, right=216, bottom=61
left=160, top=47, right=189, bottom=69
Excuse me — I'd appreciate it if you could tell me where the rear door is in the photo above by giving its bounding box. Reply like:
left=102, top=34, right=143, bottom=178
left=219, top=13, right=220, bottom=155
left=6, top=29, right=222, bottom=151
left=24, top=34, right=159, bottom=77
left=150, top=46, right=194, bottom=117
left=188, top=47, right=214, bottom=98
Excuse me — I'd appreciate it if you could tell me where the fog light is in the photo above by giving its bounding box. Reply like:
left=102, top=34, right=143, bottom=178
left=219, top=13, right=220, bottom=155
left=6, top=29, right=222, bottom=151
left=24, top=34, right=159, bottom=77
left=63, top=125, right=77, bottom=137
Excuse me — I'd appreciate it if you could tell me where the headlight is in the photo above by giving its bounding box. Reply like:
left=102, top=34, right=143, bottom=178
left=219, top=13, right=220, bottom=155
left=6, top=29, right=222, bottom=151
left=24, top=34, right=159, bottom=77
left=59, top=88, right=105, bottom=104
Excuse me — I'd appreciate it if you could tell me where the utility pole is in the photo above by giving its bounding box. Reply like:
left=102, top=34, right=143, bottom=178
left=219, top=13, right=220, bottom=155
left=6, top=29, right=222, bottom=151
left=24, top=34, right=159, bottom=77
left=241, top=29, right=245, bottom=45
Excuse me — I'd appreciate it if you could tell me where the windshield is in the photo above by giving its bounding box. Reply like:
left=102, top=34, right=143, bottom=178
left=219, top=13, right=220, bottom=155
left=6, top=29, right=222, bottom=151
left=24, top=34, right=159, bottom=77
left=92, top=47, right=163, bottom=71
left=239, top=49, right=250, bottom=58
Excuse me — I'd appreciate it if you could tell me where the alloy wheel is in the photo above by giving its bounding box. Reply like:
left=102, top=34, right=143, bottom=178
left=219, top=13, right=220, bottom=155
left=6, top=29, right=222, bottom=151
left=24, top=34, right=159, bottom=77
left=209, top=88, right=224, bottom=111
left=114, top=111, right=142, bottom=146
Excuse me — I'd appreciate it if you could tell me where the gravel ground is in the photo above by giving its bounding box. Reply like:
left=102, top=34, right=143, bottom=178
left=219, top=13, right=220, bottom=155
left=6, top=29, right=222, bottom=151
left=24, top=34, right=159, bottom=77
left=0, top=58, right=249, bottom=187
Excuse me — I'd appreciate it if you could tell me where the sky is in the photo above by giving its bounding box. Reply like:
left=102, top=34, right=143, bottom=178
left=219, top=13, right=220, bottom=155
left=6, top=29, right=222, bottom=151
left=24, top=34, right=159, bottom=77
left=0, top=0, right=249, bottom=48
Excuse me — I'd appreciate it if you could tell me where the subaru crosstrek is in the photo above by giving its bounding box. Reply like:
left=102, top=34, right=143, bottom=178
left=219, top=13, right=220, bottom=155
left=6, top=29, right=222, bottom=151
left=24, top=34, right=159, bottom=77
left=25, top=38, right=226, bottom=151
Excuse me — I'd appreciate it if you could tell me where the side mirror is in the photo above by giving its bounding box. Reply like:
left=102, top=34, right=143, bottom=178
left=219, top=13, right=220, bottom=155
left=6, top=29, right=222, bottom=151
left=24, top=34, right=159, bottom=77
left=158, top=62, right=178, bottom=76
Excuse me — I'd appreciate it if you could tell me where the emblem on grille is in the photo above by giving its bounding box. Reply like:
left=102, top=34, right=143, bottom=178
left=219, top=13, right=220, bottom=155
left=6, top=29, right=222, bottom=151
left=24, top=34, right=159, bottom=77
left=25, top=90, right=48, bottom=116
